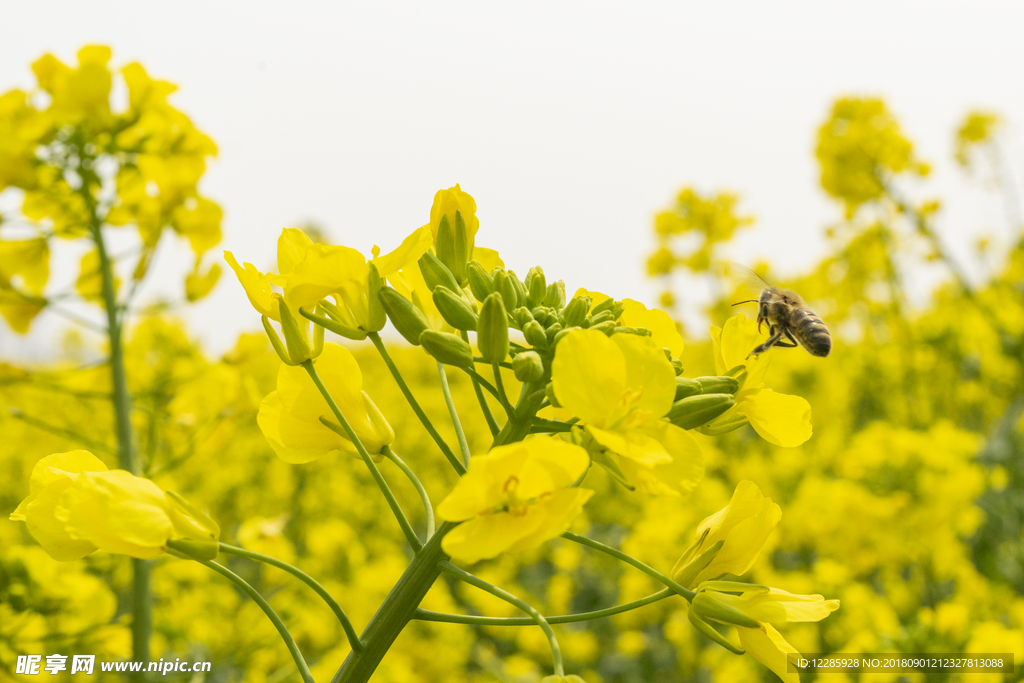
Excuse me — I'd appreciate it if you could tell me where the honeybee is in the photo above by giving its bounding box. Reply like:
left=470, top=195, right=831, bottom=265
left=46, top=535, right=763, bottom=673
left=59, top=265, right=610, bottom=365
left=730, top=267, right=832, bottom=358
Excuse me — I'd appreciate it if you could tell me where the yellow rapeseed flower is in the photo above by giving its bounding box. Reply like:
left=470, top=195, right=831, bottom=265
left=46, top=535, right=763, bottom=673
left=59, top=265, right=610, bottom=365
left=552, top=329, right=702, bottom=495
left=706, top=314, right=812, bottom=447
left=257, top=344, right=394, bottom=463
left=10, top=451, right=219, bottom=561
left=429, top=184, right=479, bottom=244
left=437, top=436, right=593, bottom=563
left=672, top=481, right=781, bottom=587
left=572, top=289, right=684, bottom=358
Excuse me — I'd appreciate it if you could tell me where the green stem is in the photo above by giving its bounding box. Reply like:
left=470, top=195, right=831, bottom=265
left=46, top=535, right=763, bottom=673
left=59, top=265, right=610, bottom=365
left=490, top=380, right=546, bottom=448
left=491, top=362, right=515, bottom=414
left=562, top=532, right=695, bottom=600
left=436, top=361, right=471, bottom=467
left=440, top=561, right=563, bottom=677
left=332, top=522, right=453, bottom=683
left=87, top=205, right=149, bottom=672
left=414, top=588, right=673, bottom=625
left=201, top=560, right=315, bottom=683
left=383, top=446, right=435, bottom=540
left=472, top=356, right=513, bottom=369
left=218, top=543, right=363, bottom=653
left=461, top=331, right=499, bottom=436
left=462, top=368, right=513, bottom=418
left=302, top=360, right=422, bottom=551
left=368, top=332, right=466, bottom=476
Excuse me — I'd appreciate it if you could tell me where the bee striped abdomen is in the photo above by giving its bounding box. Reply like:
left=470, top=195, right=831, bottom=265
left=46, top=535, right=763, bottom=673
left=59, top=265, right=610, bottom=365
left=790, top=307, right=832, bottom=357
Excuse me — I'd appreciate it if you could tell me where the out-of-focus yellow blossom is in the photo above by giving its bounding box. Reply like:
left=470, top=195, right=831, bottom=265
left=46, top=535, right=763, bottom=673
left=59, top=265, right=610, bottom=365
left=75, top=249, right=119, bottom=302
left=437, top=436, right=593, bottom=563
left=0, top=238, right=50, bottom=332
left=694, top=584, right=839, bottom=683
left=10, top=451, right=219, bottom=561
left=816, top=97, right=929, bottom=216
left=257, top=344, right=394, bottom=463
left=552, top=328, right=702, bottom=495
left=184, top=260, right=222, bottom=302
left=954, top=110, right=1002, bottom=169
left=673, top=481, right=781, bottom=587
left=541, top=676, right=586, bottom=683
left=705, top=314, right=812, bottom=447
left=572, top=289, right=684, bottom=358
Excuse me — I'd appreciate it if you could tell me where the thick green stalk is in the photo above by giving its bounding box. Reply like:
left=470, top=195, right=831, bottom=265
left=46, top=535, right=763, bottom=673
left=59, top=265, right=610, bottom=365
left=218, top=543, right=363, bottom=653
left=440, top=561, right=563, bottom=677
left=414, top=587, right=673, bottom=625
left=436, top=362, right=471, bottom=466
left=89, top=217, right=150, bottom=671
left=368, top=332, right=466, bottom=475
left=332, top=522, right=454, bottom=683
left=303, top=361, right=422, bottom=551
left=202, top=560, right=315, bottom=683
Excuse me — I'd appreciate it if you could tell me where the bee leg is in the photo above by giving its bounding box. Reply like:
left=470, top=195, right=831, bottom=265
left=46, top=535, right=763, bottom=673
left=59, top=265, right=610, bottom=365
left=774, top=329, right=798, bottom=348
left=747, top=330, right=784, bottom=358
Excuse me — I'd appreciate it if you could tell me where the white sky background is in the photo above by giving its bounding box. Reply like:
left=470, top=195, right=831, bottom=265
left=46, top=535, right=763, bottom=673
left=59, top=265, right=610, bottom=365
left=1, top=1, right=1023, bottom=361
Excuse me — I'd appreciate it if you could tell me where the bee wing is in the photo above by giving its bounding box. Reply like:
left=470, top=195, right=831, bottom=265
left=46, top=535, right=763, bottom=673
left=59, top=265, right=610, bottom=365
left=723, top=263, right=772, bottom=303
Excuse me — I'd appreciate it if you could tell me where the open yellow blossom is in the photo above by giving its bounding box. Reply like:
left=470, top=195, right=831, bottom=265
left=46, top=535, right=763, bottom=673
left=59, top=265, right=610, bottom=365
left=429, top=184, right=479, bottom=244
left=257, top=344, right=394, bottom=464
left=672, top=481, right=781, bottom=587
left=10, top=451, right=219, bottom=561
left=706, top=314, right=812, bottom=447
left=552, top=329, right=703, bottom=495
left=0, top=237, right=50, bottom=333
left=437, top=436, right=593, bottom=563
left=693, top=584, right=840, bottom=683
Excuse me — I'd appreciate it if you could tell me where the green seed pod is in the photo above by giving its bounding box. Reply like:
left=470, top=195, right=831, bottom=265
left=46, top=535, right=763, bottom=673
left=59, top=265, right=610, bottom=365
left=433, top=286, right=479, bottom=331
left=418, top=251, right=460, bottom=293
left=675, top=377, right=702, bottom=401
left=525, top=266, right=547, bottom=307
left=514, top=306, right=535, bottom=328
left=695, top=376, right=740, bottom=395
left=562, top=296, right=589, bottom=328
left=467, top=260, right=494, bottom=301
left=420, top=330, right=474, bottom=368
left=523, top=320, right=548, bottom=350
left=544, top=280, right=566, bottom=309
left=378, top=287, right=430, bottom=346
left=366, top=263, right=387, bottom=332
left=512, top=350, right=545, bottom=382
left=477, top=291, right=509, bottom=363
left=667, top=394, right=735, bottom=430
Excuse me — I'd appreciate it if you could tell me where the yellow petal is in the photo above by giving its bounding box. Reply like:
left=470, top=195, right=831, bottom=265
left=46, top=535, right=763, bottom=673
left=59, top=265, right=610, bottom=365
left=471, top=247, right=504, bottom=272
left=28, top=450, right=108, bottom=494
left=717, top=588, right=840, bottom=624
left=718, top=314, right=771, bottom=386
left=616, top=423, right=704, bottom=495
left=20, top=478, right=97, bottom=561
left=505, top=488, right=594, bottom=554
left=284, top=243, right=366, bottom=310
left=257, top=391, right=350, bottom=464
left=620, top=299, right=684, bottom=357
left=737, top=389, right=812, bottom=447
left=736, top=624, right=800, bottom=683
left=552, top=329, right=626, bottom=424
left=429, top=184, right=479, bottom=241
left=441, top=512, right=543, bottom=563
left=58, top=471, right=173, bottom=559
left=587, top=425, right=672, bottom=467
left=173, top=197, right=223, bottom=256
left=0, top=238, right=49, bottom=292
left=612, top=334, right=676, bottom=418
left=224, top=251, right=278, bottom=319
left=372, top=226, right=432, bottom=278
left=277, top=228, right=313, bottom=275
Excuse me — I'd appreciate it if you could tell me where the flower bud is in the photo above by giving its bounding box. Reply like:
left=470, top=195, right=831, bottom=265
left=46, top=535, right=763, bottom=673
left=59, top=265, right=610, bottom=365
left=499, top=272, right=520, bottom=312
left=512, top=350, right=544, bottom=382
left=667, top=393, right=735, bottom=430
left=523, top=320, right=548, bottom=350
left=544, top=280, right=566, bottom=309
left=589, top=310, right=616, bottom=326
left=525, top=266, right=547, bottom=307
left=589, top=320, right=616, bottom=336
left=366, top=263, right=387, bottom=332
left=477, top=291, right=509, bottom=363
left=508, top=270, right=528, bottom=306
left=696, top=376, right=740, bottom=395
left=675, top=377, right=702, bottom=401
left=433, top=286, right=479, bottom=331
left=545, top=322, right=564, bottom=343
left=552, top=325, right=579, bottom=347
left=514, top=306, right=534, bottom=328
left=591, top=297, right=618, bottom=316
left=467, top=260, right=494, bottom=301
left=420, top=330, right=474, bottom=368
left=561, top=296, right=589, bottom=328
left=671, top=358, right=685, bottom=376
left=691, top=591, right=761, bottom=629
left=378, top=286, right=430, bottom=345
left=418, top=251, right=461, bottom=293
left=545, top=381, right=561, bottom=407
